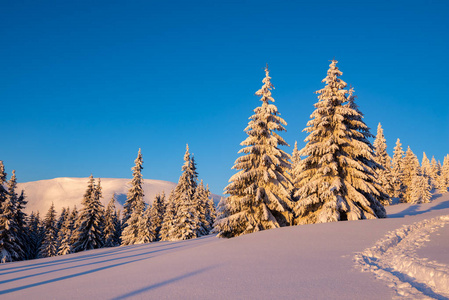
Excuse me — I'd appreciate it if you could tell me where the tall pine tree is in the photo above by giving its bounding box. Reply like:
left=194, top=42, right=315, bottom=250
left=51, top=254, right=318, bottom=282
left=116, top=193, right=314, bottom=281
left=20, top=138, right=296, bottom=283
left=122, top=149, right=145, bottom=228
left=72, top=176, right=105, bottom=252
left=169, top=146, right=201, bottom=240
left=39, top=203, right=58, bottom=258
left=402, top=146, right=421, bottom=203
left=149, top=192, right=165, bottom=241
left=104, top=195, right=120, bottom=247
left=373, top=123, right=394, bottom=201
left=391, top=138, right=405, bottom=199
left=215, top=66, right=293, bottom=238
left=294, top=60, right=386, bottom=224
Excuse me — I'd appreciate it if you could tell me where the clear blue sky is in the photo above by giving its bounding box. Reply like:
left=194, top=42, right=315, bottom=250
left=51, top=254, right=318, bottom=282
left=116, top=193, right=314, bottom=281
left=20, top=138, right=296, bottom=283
left=1, top=0, right=448, bottom=195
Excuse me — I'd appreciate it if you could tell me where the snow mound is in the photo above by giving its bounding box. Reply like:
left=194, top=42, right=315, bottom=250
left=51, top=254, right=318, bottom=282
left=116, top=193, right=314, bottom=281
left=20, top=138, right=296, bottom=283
left=355, top=215, right=449, bottom=299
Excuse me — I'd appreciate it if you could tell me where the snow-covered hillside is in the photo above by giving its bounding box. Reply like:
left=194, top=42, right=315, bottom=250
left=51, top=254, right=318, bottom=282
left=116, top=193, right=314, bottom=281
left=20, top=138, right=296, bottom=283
left=1, top=193, right=449, bottom=299
left=17, top=177, right=176, bottom=214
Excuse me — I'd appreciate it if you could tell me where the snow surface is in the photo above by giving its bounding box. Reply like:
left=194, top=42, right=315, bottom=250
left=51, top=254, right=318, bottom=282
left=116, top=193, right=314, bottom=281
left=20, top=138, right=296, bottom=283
left=1, top=193, right=449, bottom=299
left=17, top=177, right=220, bottom=214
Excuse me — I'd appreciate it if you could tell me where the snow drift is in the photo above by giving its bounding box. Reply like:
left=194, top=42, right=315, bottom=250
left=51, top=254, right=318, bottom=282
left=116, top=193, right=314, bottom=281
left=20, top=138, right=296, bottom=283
left=1, top=193, right=449, bottom=299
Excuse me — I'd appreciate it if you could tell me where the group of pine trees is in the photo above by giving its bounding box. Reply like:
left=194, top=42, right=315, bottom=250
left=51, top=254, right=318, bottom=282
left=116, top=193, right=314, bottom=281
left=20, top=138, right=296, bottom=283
left=2, top=59, right=448, bottom=260
left=377, top=134, right=449, bottom=205
left=0, top=147, right=216, bottom=263
left=214, top=61, right=449, bottom=238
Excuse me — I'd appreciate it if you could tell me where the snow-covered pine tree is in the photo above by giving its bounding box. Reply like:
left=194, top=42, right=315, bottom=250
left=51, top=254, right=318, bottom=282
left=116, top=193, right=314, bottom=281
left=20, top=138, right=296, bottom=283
left=7, top=170, right=28, bottom=260
left=401, top=146, right=421, bottom=203
left=0, top=189, right=23, bottom=262
left=421, top=152, right=431, bottom=178
left=194, top=180, right=210, bottom=236
left=27, top=211, right=43, bottom=259
left=373, top=123, right=394, bottom=200
left=57, top=207, right=77, bottom=256
left=213, top=197, right=230, bottom=227
left=135, top=205, right=155, bottom=244
left=56, top=207, right=70, bottom=253
left=205, top=184, right=216, bottom=233
left=215, top=66, right=293, bottom=238
left=72, top=176, right=105, bottom=252
left=120, top=190, right=146, bottom=246
left=159, top=190, right=176, bottom=241
left=169, top=146, right=201, bottom=240
left=114, top=209, right=122, bottom=245
left=39, top=203, right=58, bottom=258
left=104, top=195, right=120, bottom=247
left=0, top=161, right=7, bottom=210
left=345, top=89, right=390, bottom=207
left=69, top=206, right=79, bottom=246
left=410, top=167, right=432, bottom=204
left=391, top=138, right=406, bottom=199
left=430, top=156, right=439, bottom=186
left=293, top=61, right=387, bottom=224
left=149, top=192, right=165, bottom=241
left=439, top=155, right=449, bottom=193
left=290, top=141, right=302, bottom=200
left=436, top=155, right=448, bottom=193
left=122, top=149, right=144, bottom=228
left=57, top=207, right=69, bottom=232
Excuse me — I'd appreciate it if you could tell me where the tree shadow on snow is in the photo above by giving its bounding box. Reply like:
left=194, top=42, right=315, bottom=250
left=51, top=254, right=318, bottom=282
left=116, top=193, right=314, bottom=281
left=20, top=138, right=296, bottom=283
left=0, top=235, right=215, bottom=276
left=0, top=236, right=217, bottom=293
left=388, top=199, right=449, bottom=219
left=0, top=244, right=189, bottom=291
left=111, top=265, right=220, bottom=299
left=0, top=240, right=180, bottom=275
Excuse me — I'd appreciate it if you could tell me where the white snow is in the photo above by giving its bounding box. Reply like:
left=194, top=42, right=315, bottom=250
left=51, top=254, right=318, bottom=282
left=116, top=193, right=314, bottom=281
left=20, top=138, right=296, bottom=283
left=355, top=214, right=449, bottom=298
left=1, top=192, right=449, bottom=299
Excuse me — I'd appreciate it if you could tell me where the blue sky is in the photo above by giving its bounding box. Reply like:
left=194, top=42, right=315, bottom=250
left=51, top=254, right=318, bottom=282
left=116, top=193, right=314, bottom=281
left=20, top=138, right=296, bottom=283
left=1, top=0, right=448, bottom=195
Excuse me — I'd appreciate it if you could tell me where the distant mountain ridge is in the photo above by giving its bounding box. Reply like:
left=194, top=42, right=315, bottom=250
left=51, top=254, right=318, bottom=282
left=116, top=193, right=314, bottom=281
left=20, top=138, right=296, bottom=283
left=17, top=177, right=220, bottom=214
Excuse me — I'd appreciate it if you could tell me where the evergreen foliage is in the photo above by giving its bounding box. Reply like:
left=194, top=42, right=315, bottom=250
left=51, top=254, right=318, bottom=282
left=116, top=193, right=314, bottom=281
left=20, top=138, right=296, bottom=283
left=39, top=203, right=58, bottom=258
left=205, top=184, right=216, bottom=233
left=72, top=176, right=105, bottom=252
left=0, top=169, right=26, bottom=262
left=410, top=167, right=432, bottom=204
left=290, top=141, right=302, bottom=199
left=401, top=146, right=421, bottom=203
left=159, top=190, right=176, bottom=241
left=391, top=139, right=406, bottom=199
left=438, top=155, right=449, bottom=193
left=169, top=146, right=201, bottom=240
left=149, top=192, right=165, bottom=241
left=120, top=201, right=145, bottom=246
left=215, top=66, right=293, bottom=238
left=104, top=195, right=120, bottom=247
left=421, top=152, right=431, bottom=178
left=122, top=149, right=145, bottom=228
left=27, top=212, right=43, bottom=259
left=58, top=207, right=77, bottom=256
left=373, top=123, right=394, bottom=200
left=294, top=61, right=386, bottom=224
left=120, top=150, right=147, bottom=246
left=0, top=161, right=7, bottom=209
left=136, top=205, right=155, bottom=244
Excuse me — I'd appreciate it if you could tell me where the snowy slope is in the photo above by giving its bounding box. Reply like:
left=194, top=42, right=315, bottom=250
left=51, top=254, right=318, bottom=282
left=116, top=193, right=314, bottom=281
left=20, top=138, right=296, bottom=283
left=17, top=177, right=222, bottom=215
left=1, top=193, right=449, bottom=299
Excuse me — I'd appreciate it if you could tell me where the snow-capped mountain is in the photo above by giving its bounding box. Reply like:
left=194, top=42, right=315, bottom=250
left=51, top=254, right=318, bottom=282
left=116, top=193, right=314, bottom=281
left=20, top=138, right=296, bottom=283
left=17, top=177, right=220, bottom=214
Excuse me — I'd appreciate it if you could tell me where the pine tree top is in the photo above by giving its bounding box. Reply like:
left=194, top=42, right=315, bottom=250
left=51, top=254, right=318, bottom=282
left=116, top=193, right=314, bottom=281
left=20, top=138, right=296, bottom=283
left=255, top=65, right=274, bottom=104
